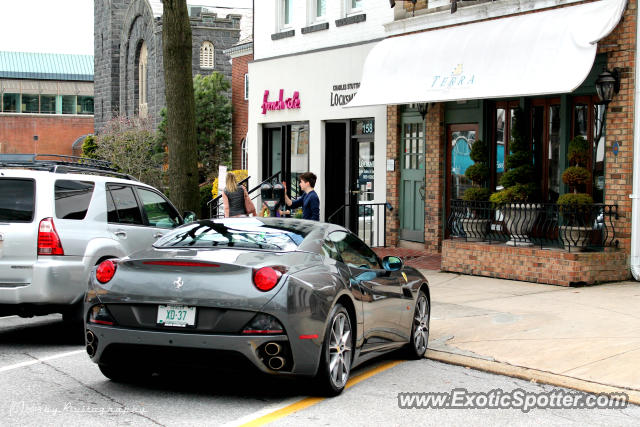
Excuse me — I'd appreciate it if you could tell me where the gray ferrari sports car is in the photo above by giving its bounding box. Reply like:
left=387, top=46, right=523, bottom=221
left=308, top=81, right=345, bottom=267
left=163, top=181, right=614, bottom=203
left=84, top=217, right=430, bottom=395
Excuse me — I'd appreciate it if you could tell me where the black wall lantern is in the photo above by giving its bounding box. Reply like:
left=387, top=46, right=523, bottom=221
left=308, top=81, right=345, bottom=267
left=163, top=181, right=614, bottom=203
left=417, top=102, right=429, bottom=120
left=594, top=67, right=621, bottom=143
left=595, top=68, right=620, bottom=106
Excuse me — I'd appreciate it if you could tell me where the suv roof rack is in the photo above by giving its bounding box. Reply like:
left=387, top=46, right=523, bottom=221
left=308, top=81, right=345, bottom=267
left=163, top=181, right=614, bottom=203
left=0, top=154, right=137, bottom=181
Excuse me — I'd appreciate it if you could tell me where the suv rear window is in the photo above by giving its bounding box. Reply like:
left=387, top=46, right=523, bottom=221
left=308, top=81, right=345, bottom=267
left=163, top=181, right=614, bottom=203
left=0, top=178, right=35, bottom=222
left=55, top=180, right=95, bottom=220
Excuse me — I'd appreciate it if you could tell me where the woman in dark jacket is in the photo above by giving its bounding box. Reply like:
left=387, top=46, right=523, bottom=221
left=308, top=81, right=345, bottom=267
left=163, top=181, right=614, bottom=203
left=222, top=172, right=257, bottom=217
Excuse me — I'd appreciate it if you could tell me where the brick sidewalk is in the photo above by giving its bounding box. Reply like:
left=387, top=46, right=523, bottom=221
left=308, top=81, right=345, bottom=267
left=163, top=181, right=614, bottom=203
left=373, top=247, right=441, bottom=270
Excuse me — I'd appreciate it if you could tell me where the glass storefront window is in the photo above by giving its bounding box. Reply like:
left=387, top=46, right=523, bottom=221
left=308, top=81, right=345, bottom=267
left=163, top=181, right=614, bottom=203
left=290, top=124, right=309, bottom=199
left=2, top=93, right=19, bottom=112
left=77, top=96, right=94, bottom=115
left=62, top=95, right=76, bottom=114
left=495, top=108, right=505, bottom=190
left=548, top=105, right=561, bottom=202
left=22, top=94, right=39, bottom=113
left=593, top=104, right=606, bottom=203
left=40, top=95, right=56, bottom=114
left=358, top=140, right=374, bottom=201
left=451, top=130, right=476, bottom=200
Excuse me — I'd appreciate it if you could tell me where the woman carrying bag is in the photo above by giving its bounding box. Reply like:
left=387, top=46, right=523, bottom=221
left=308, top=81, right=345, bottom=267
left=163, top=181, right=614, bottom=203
left=222, top=172, right=257, bottom=217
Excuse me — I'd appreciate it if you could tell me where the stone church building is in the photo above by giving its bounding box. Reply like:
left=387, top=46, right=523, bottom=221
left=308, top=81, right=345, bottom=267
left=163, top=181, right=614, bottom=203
left=93, top=0, right=251, bottom=133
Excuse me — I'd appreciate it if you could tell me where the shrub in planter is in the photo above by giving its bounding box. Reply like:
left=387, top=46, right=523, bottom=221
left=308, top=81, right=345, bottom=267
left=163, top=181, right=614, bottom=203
left=462, top=187, right=491, bottom=202
left=489, top=108, right=537, bottom=204
left=562, top=166, right=591, bottom=189
left=462, top=139, right=490, bottom=202
left=489, top=108, right=538, bottom=246
left=461, top=139, right=490, bottom=240
left=558, top=136, right=593, bottom=247
left=559, top=135, right=593, bottom=209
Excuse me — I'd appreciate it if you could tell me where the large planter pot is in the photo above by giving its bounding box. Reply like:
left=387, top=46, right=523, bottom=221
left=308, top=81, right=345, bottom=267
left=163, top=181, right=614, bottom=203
left=560, top=225, right=591, bottom=249
left=501, top=203, right=540, bottom=246
left=460, top=218, right=490, bottom=242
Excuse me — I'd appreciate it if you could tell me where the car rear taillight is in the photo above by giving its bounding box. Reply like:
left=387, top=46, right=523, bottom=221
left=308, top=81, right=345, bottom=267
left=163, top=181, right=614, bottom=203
left=96, top=259, right=117, bottom=283
left=37, top=217, right=64, bottom=256
left=242, top=313, right=285, bottom=334
left=253, top=266, right=284, bottom=292
left=88, top=304, right=116, bottom=325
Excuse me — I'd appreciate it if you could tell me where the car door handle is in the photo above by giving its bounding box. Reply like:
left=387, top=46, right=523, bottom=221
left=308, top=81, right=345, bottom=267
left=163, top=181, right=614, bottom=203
left=153, top=232, right=164, bottom=239
left=114, top=231, right=127, bottom=238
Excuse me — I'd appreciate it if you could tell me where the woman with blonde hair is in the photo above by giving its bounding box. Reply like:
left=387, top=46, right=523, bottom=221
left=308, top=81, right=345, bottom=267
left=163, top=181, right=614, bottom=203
left=222, top=172, right=257, bottom=217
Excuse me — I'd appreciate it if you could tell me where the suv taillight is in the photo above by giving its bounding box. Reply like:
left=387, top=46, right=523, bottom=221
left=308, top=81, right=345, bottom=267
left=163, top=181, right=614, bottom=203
left=37, top=217, right=64, bottom=256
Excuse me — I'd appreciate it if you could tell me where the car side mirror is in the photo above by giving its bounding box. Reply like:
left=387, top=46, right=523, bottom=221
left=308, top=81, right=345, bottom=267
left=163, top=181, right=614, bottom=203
left=382, top=255, right=403, bottom=271
left=183, top=211, right=197, bottom=224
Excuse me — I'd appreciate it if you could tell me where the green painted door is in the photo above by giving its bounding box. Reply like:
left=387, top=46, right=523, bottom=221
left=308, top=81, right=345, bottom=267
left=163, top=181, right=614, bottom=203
left=400, top=118, right=425, bottom=242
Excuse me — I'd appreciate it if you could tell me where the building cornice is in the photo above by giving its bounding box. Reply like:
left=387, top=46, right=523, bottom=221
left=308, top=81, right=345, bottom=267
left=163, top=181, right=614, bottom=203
left=384, top=0, right=589, bottom=36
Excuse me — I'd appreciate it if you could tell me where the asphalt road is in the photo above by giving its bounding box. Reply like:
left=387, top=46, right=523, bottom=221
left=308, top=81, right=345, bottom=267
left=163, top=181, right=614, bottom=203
left=1, top=315, right=639, bottom=426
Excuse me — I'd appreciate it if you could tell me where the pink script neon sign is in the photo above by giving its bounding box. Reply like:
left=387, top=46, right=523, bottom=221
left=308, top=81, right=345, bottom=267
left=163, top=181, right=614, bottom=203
left=261, top=89, right=300, bottom=114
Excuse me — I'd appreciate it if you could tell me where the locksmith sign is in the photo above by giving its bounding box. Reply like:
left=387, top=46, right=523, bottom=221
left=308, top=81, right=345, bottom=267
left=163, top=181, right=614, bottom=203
left=330, top=82, right=360, bottom=107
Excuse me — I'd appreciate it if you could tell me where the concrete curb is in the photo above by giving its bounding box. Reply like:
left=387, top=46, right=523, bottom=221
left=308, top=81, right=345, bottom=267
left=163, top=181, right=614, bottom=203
left=426, top=349, right=640, bottom=406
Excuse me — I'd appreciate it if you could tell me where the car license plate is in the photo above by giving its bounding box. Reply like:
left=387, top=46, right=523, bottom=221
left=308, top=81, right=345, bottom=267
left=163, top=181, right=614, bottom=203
left=157, top=305, right=196, bottom=327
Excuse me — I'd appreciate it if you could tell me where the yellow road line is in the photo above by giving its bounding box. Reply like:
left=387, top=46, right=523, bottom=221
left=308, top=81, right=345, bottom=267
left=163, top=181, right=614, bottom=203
left=240, top=360, right=404, bottom=427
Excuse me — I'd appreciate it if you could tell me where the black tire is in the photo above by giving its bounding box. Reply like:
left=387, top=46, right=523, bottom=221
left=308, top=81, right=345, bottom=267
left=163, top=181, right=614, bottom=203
left=98, top=363, right=152, bottom=383
left=406, top=291, right=430, bottom=360
left=314, top=304, right=353, bottom=396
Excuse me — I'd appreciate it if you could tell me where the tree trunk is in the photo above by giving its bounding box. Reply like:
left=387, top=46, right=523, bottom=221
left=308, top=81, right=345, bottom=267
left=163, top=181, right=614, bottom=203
left=162, top=0, right=199, bottom=213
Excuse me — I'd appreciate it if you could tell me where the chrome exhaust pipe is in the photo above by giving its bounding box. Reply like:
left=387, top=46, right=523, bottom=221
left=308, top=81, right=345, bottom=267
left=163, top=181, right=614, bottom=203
left=86, top=330, right=95, bottom=345
left=86, top=343, right=96, bottom=357
left=268, top=356, right=285, bottom=371
left=264, top=342, right=281, bottom=356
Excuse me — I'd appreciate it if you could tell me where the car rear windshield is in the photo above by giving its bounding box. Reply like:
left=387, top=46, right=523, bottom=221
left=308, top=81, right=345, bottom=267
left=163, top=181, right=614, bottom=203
left=0, top=178, right=35, bottom=222
left=55, top=180, right=95, bottom=220
left=155, top=219, right=306, bottom=251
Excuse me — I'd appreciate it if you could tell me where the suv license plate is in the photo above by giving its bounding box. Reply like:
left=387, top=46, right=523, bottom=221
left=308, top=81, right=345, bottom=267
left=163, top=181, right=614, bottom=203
left=157, top=305, right=196, bottom=327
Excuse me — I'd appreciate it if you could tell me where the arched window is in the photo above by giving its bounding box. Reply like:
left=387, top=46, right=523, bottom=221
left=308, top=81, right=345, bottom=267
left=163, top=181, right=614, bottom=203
left=200, top=41, right=214, bottom=69
left=138, top=41, right=148, bottom=117
left=241, top=138, right=248, bottom=170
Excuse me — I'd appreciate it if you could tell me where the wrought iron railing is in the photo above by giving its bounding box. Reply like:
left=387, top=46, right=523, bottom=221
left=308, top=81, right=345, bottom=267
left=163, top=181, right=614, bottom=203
left=327, top=202, right=392, bottom=247
left=207, top=171, right=283, bottom=218
left=447, top=200, right=619, bottom=252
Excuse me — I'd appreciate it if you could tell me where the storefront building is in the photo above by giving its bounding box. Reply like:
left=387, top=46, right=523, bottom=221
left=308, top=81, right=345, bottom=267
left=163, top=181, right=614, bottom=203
left=349, top=0, right=633, bottom=285
left=0, top=51, right=94, bottom=156
left=248, top=1, right=393, bottom=244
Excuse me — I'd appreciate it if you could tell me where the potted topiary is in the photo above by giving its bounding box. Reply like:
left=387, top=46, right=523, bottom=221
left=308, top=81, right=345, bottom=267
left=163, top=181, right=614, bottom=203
left=489, top=108, right=539, bottom=246
left=558, top=135, right=593, bottom=248
left=460, top=139, right=491, bottom=240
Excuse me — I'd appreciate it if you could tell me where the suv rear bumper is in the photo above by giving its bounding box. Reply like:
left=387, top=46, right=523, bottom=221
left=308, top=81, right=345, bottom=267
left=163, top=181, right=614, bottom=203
left=0, top=256, right=88, bottom=305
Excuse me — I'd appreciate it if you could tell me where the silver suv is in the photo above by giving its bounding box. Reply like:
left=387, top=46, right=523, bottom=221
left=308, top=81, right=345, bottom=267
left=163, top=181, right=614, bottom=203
left=0, top=155, right=192, bottom=321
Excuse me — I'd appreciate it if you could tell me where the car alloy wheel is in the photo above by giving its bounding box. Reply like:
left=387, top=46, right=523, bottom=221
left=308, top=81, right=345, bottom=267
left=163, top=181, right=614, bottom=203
left=409, top=291, right=430, bottom=359
left=316, top=304, right=352, bottom=396
left=329, top=311, right=352, bottom=389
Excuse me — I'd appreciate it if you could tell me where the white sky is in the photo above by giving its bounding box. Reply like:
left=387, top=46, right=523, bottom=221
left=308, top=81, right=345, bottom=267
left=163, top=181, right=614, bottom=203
left=0, top=0, right=95, bottom=55
left=0, top=0, right=252, bottom=56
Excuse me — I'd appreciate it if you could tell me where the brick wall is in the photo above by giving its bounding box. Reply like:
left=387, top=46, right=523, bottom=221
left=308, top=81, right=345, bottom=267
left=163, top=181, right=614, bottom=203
left=386, top=105, right=401, bottom=246
left=424, top=103, right=445, bottom=253
left=0, top=114, right=94, bottom=156
left=231, top=52, right=251, bottom=171
left=442, top=239, right=630, bottom=286
left=597, top=0, right=636, bottom=253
